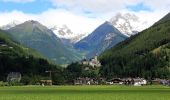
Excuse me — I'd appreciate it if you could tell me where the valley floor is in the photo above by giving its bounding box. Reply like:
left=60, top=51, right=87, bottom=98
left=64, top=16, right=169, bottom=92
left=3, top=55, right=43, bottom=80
left=0, top=85, right=170, bottom=100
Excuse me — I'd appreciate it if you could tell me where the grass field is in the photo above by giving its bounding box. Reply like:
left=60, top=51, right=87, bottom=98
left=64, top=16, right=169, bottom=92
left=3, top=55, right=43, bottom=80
left=0, top=85, right=170, bottom=100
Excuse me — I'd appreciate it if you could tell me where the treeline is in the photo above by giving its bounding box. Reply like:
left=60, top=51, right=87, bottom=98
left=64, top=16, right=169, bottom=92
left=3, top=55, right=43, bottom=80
left=0, top=54, right=62, bottom=85
left=99, top=20, right=170, bottom=80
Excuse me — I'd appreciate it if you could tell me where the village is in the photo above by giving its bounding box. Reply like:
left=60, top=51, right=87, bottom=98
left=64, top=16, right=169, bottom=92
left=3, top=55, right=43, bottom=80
left=73, top=77, right=170, bottom=86
left=4, top=71, right=170, bottom=86
left=2, top=56, right=170, bottom=87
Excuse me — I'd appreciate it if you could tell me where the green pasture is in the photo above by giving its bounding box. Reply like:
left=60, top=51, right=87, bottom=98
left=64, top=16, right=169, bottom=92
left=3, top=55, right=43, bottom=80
left=0, top=85, right=170, bottom=100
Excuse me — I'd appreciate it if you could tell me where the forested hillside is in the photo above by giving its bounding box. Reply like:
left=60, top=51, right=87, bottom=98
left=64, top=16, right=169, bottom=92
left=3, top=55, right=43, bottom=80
left=0, top=30, right=62, bottom=84
left=99, top=13, right=170, bottom=79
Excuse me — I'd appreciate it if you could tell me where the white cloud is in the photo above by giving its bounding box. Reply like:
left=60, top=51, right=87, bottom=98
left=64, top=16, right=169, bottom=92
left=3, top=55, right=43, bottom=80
left=38, top=9, right=104, bottom=34
left=51, top=0, right=141, bottom=14
left=51, top=0, right=170, bottom=14
left=143, top=0, right=170, bottom=10
left=0, top=9, right=104, bottom=34
left=1, top=0, right=35, bottom=3
left=0, top=10, right=37, bottom=25
left=104, top=9, right=169, bottom=31
left=0, top=0, right=169, bottom=35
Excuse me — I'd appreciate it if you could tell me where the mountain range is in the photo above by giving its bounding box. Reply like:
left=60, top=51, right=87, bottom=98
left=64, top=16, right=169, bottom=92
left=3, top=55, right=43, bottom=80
left=5, top=20, right=82, bottom=64
left=1, top=11, right=170, bottom=81
left=0, top=13, right=154, bottom=64
left=0, top=14, right=133, bottom=64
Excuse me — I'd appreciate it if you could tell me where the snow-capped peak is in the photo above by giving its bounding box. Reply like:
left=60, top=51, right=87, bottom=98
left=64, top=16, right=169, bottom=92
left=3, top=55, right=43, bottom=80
left=50, top=25, right=74, bottom=39
left=109, top=13, right=140, bottom=37
left=0, top=20, right=21, bottom=30
left=50, top=25, right=87, bottom=43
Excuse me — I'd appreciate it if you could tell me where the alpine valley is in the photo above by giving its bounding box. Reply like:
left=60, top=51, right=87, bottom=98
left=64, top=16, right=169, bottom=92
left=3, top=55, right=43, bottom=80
left=0, top=11, right=170, bottom=86
left=1, top=13, right=142, bottom=64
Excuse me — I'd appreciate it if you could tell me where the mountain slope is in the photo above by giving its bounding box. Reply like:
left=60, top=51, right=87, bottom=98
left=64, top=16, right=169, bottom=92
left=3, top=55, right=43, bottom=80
left=0, top=29, right=43, bottom=58
left=0, top=29, right=61, bottom=81
left=74, top=21, right=127, bottom=58
left=6, top=20, right=82, bottom=64
left=99, top=13, right=170, bottom=79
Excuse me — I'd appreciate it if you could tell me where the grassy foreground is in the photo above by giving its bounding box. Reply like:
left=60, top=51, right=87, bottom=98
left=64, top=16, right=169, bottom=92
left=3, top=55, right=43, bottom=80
left=0, top=85, right=170, bottom=100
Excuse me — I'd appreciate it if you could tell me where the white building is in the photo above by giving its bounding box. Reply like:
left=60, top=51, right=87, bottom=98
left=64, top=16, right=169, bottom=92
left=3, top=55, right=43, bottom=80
left=81, top=56, right=101, bottom=68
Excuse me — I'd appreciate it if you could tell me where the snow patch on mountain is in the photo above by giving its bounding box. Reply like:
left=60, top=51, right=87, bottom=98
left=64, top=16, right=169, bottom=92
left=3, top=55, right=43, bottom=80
left=104, top=33, right=117, bottom=41
left=50, top=25, right=87, bottom=43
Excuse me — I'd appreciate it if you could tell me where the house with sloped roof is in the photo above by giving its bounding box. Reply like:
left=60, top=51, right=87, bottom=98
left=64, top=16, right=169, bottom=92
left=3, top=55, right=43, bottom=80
left=7, top=72, right=21, bottom=83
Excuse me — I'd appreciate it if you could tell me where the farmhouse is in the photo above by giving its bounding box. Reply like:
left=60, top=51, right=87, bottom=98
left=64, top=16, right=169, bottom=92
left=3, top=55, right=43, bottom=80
left=74, top=77, right=86, bottom=85
left=133, top=78, right=147, bottom=86
left=106, top=78, right=147, bottom=86
left=40, top=80, right=52, bottom=86
left=106, top=78, right=123, bottom=85
left=151, top=78, right=170, bottom=86
left=7, top=72, right=21, bottom=83
left=112, top=78, right=123, bottom=84
left=74, top=77, right=98, bottom=85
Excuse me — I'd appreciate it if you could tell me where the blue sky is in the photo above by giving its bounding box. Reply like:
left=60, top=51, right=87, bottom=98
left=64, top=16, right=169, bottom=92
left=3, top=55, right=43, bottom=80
left=0, top=0, right=153, bottom=14
left=0, top=0, right=55, bottom=13
left=0, top=0, right=169, bottom=34
left=127, top=2, right=152, bottom=12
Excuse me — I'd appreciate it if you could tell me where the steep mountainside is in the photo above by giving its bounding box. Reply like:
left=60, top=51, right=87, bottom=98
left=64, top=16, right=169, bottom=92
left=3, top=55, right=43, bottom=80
left=6, top=20, right=82, bottom=64
left=74, top=21, right=127, bottom=58
left=99, top=13, right=170, bottom=79
left=0, top=29, right=60, bottom=81
left=0, top=30, right=42, bottom=58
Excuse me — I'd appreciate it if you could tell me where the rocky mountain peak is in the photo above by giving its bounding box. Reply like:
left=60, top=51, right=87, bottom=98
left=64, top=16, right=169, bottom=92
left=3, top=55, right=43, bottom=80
left=109, top=13, right=139, bottom=37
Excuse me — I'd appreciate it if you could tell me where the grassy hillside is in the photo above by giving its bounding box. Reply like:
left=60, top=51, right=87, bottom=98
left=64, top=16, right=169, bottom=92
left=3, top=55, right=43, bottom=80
left=0, top=30, right=63, bottom=84
left=0, top=30, right=44, bottom=58
left=99, top=13, right=170, bottom=79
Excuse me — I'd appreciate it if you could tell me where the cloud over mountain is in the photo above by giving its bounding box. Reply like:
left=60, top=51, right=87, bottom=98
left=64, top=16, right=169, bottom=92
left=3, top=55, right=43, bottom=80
left=0, top=0, right=169, bottom=35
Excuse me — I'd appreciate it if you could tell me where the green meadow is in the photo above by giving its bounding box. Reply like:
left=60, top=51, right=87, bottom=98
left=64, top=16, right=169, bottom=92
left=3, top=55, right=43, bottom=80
left=0, top=85, right=170, bottom=100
